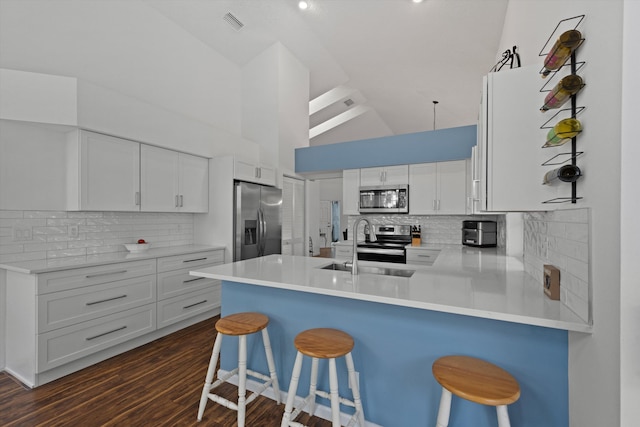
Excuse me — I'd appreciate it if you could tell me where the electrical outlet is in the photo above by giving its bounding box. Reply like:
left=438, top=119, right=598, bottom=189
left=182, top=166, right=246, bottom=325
left=69, top=225, right=79, bottom=238
left=13, top=226, right=32, bottom=241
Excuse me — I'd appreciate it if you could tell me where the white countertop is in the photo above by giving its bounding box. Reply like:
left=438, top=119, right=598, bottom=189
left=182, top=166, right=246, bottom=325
left=190, top=247, right=592, bottom=333
left=0, top=245, right=224, bottom=274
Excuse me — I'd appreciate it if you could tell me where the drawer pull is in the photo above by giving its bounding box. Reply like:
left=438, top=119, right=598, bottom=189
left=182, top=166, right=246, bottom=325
left=183, top=257, right=208, bottom=263
left=86, top=294, right=128, bottom=306
left=86, top=326, right=127, bottom=341
left=183, top=300, right=207, bottom=309
left=417, top=255, right=432, bottom=258
left=183, top=277, right=205, bottom=284
left=86, top=270, right=128, bottom=279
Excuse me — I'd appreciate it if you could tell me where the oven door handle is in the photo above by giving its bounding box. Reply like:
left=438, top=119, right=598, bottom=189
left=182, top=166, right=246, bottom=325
left=356, top=247, right=405, bottom=256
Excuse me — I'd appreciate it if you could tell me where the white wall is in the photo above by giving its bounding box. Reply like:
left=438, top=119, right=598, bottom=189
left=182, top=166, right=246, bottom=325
left=499, top=1, right=624, bottom=426
left=620, top=0, right=640, bottom=423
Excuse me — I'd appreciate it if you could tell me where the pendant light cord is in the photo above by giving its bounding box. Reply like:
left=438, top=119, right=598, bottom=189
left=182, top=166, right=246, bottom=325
left=433, top=100, right=439, bottom=130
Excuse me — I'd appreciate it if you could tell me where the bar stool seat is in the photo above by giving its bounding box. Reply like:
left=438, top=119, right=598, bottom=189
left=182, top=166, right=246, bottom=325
left=197, top=312, right=281, bottom=427
left=281, top=328, right=366, bottom=427
left=432, top=355, right=520, bottom=427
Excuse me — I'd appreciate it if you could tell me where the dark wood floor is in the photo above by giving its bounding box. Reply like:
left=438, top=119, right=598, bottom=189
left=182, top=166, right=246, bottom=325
left=0, top=316, right=331, bottom=427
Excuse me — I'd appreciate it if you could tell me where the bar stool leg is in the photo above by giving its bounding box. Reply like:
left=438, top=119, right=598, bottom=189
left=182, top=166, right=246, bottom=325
left=237, top=335, right=247, bottom=427
left=307, top=357, right=319, bottom=417
left=496, top=405, right=511, bottom=427
left=261, top=328, right=281, bottom=404
left=435, top=387, right=452, bottom=427
left=328, top=358, right=341, bottom=427
left=345, top=352, right=365, bottom=426
left=197, top=332, right=223, bottom=421
left=281, top=351, right=304, bottom=427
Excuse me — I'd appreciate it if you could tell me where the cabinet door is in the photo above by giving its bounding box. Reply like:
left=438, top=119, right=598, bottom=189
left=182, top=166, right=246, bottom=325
left=257, top=165, right=277, bottom=186
left=360, top=167, right=384, bottom=186
left=408, top=163, right=437, bottom=214
left=436, top=160, right=467, bottom=214
left=383, top=165, right=409, bottom=185
left=79, top=131, right=140, bottom=211
left=140, top=145, right=179, bottom=212
left=233, top=159, right=276, bottom=186
left=178, top=153, right=209, bottom=213
left=342, top=169, right=360, bottom=215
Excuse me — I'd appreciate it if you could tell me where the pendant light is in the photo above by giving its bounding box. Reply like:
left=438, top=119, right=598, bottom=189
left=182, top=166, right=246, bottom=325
left=433, top=100, right=439, bottom=130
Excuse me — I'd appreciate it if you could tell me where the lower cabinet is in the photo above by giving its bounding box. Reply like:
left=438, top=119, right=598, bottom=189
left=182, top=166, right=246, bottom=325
left=4, top=248, right=223, bottom=388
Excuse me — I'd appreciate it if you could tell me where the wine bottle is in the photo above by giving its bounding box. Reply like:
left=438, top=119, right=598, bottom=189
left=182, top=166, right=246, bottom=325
left=542, top=164, right=582, bottom=184
left=541, top=30, right=583, bottom=78
left=544, top=118, right=583, bottom=147
left=540, top=74, right=584, bottom=112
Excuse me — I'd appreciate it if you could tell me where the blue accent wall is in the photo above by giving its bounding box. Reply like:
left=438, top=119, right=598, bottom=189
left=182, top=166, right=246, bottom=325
left=295, top=125, right=477, bottom=173
left=220, top=281, right=568, bottom=427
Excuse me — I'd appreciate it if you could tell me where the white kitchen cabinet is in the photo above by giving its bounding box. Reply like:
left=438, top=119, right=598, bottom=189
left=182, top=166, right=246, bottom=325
left=342, top=169, right=360, bottom=215
left=4, top=248, right=223, bottom=388
left=478, top=65, right=555, bottom=211
left=405, top=247, right=441, bottom=266
left=68, top=130, right=141, bottom=211
left=360, top=165, right=408, bottom=186
left=140, top=145, right=208, bottom=213
left=333, top=242, right=354, bottom=260
left=234, top=158, right=277, bottom=186
left=409, top=160, right=467, bottom=215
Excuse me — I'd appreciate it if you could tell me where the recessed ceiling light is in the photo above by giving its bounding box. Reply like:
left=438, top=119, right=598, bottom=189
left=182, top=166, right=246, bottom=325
left=412, top=0, right=424, bottom=3
left=298, top=1, right=309, bottom=10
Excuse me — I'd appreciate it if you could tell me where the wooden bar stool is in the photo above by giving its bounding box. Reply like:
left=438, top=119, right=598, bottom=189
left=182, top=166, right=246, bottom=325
left=197, top=312, right=281, bottom=427
left=432, top=355, right=521, bottom=427
left=281, top=328, right=365, bottom=427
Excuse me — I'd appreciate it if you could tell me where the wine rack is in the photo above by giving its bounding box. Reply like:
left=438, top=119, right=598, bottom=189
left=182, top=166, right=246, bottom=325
left=539, top=14, right=585, bottom=204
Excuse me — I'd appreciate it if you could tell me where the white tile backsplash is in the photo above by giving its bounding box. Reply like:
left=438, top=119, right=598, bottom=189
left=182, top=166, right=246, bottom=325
left=523, top=208, right=591, bottom=323
left=0, top=210, right=195, bottom=263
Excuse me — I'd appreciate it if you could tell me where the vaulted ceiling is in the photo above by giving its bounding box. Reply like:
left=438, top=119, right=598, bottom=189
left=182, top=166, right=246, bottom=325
left=0, top=0, right=509, bottom=146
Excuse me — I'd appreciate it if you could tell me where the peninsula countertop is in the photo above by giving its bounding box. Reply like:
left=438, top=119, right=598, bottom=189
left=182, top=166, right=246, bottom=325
left=190, top=246, right=591, bottom=333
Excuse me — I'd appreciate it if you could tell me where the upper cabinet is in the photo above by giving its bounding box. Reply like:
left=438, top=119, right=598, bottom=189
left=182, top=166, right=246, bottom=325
left=409, top=160, right=467, bottom=215
left=66, top=130, right=208, bottom=213
left=477, top=65, right=555, bottom=212
left=234, top=159, right=277, bottom=187
left=342, top=169, right=360, bottom=216
left=360, top=165, right=408, bottom=186
left=68, top=130, right=141, bottom=211
left=140, top=146, right=208, bottom=213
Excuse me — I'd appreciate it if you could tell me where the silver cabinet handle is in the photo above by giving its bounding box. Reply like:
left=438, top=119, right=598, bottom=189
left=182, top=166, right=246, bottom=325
left=416, top=254, right=432, bottom=258
left=86, top=270, right=127, bottom=279
left=86, top=294, right=127, bottom=306
left=86, top=326, right=127, bottom=341
left=183, top=257, right=207, bottom=263
left=183, top=300, right=207, bottom=309
left=183, top=277, right=205, bottom=284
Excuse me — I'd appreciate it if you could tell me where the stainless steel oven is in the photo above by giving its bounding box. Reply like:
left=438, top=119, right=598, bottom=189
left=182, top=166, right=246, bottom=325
left=359, top=185, right=409, bottom=214
left=357, top=225, right=411, bottom=264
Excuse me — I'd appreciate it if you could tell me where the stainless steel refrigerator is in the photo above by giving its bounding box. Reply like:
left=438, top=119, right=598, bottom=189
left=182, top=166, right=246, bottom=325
left=234, top=181, right=282, bottom=261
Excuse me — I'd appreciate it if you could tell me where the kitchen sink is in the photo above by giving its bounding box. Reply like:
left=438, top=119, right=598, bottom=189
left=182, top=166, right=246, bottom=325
left=319, top=262, right=415, bottom=278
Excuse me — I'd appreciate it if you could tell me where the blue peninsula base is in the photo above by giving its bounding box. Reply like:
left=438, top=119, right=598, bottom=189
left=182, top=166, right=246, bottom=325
left=220, top=281, right=568, bottom=427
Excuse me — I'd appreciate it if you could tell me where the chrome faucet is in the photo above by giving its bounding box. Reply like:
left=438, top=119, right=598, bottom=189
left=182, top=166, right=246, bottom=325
left=351, top=217, right=376, bottom=275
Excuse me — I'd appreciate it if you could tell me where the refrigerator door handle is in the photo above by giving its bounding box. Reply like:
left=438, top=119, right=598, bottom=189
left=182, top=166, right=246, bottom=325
left=256, top=209, right=263, bottom=256
left=258, top=208, right=267, bottom=255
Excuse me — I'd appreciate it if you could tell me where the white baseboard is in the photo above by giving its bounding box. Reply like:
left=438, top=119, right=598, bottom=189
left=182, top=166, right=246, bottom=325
left=218, top=369, right=382, bottom=427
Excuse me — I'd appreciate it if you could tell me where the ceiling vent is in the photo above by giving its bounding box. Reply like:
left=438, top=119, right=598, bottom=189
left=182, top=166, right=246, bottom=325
left=223, top=12, right=244, bottom=31
left=344, top=98, right=355, bottom=107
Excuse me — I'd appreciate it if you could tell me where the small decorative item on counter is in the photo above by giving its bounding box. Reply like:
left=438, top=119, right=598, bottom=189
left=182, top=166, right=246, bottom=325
left=542, top=164, right=582, bottom=185
left=543, top=264, right=560, bottom=300
left=125, top=239, right=150, bottom=252
left=544, top=118, right=583, bottom=147
left=540, top=74, right=584, bottom=112
left=541, top=30, right=583, bottom=78
left=411, top=225, right=422, bottom=246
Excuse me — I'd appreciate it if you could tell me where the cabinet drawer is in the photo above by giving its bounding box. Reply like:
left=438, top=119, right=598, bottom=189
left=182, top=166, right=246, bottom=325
left=334, top=245, right=354, bottom=259
left=406, top=249, right=441, bottom=265
left=37, top=275, right=156, bottom=333
left=157, top=267, right=220, bottom=300
left=157, top=250, right=224, bottom=273
left=37, top=259, right=156, bottom=294
left=37, top=303, right=156, bottom=372
left=157, top=286, right=221, bottom=329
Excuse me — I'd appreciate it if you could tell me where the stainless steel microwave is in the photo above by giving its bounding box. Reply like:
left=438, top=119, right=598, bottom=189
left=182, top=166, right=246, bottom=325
left=359, top=185, right=409, bottom=214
